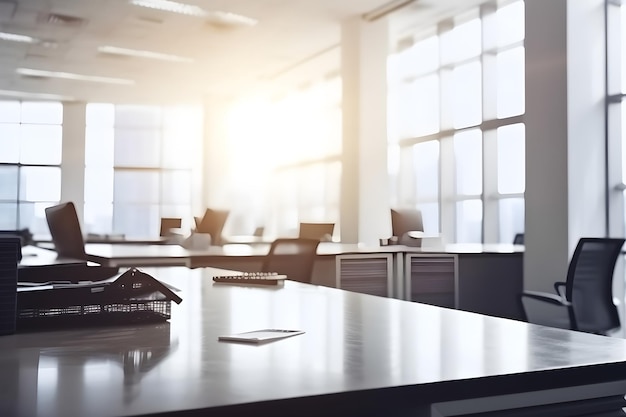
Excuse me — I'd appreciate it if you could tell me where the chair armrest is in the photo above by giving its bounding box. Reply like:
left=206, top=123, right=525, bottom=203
left=553, top=281, right=566, bottom=298
left=521, top=290, right=571, bottom=307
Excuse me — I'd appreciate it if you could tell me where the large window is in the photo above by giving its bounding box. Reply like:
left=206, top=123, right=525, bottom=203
left=85, top=104, right=202, bottom=238
left=0, top=101, right=62, bottom=235
left=388, top=0, right=525, bottom=243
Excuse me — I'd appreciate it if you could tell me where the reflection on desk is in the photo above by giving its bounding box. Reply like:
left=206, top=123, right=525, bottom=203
left=1, top=266, right=626, bottom=417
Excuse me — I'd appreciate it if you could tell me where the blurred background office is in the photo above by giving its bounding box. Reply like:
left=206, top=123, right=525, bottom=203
left=0, top=0, right=623, bottom=295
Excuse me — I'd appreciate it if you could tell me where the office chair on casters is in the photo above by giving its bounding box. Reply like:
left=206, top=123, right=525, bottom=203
left=262, top=238, right=320, bottom=284
left=298, top=222, right=335, bottom=242
left=520, top=237, right=625, bottom=335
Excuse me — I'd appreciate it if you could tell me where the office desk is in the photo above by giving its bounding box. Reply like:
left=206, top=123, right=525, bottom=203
left=1, top=266, right=625, bottom=417
left=19, top=245, right=85, bottom=268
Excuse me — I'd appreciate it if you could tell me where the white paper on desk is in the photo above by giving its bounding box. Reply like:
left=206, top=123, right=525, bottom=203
left=218, top=329, right=305, bottom=343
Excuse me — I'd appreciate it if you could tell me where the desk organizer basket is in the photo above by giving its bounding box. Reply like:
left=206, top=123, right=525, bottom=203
left=16, top=268, right=182, bottom=330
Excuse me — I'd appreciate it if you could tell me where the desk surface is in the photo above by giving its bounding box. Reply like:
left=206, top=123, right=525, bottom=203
left=2, top=266, right=626, bottom=417
left=18, top=246, right=85, bottom=268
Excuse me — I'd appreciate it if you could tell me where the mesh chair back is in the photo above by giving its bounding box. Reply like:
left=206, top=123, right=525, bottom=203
left=566, top=238, right=625, bottom=334
left=45, top=202, right=87, bottom=260
left=262, top=238, right=320, bottom=283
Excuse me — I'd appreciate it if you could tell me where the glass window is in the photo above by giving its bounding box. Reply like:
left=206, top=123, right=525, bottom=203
left=497, top=123, right=525, bottom=194
left=413, top=140, right=440, bottom=200
left=497, top=1, right=525, bottom=48
left=453, top=61, right=482, bottom=128
left=454, top=129, right=483, bottom=195
left=20, top=125, right=63, bottom=165
left=497, top=46, right=525, bottom=118
left=19, top=167, right=61, bottom=201
left=499, top=198, right=524, bottom=243
left=0, top=166, right=18, bottom=200
left=456, top=199, right=482, bottom=243
left=21, top=102, right=63, bottom=125
left=0, top=101, right=20, bottom=123
left=0, top=124, right=20, bottom=163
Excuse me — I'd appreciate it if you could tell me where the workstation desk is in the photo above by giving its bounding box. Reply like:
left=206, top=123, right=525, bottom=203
left=1, top=266, right=625, bottom=417
left=80, top=242, right=524, bottom=320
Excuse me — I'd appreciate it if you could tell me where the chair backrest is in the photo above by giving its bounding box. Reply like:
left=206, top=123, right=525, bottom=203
left=196, top=209, right=230, bottom=246
left=45, top=202, right=87, bottom=260
left=513, top=233, right=525, bottom=245
left=261, top=238, right=320, bottom=283
left=390, top=208, right=424, bottom=246
left=160, top=217, right=182, bottom=237
left=298, top=223, right=335, bottom=242
left=566, top=237, right=625, bottom=334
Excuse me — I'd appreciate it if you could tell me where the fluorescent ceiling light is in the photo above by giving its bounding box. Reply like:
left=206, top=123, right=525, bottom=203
left=130, top=0, right=257, bottom=26
left=98, top=45, right=194, bottom=63
left=16, top=68, right=135, bottom=85
left=0, top=89, right=74, bottom=101
left=0, top=31, right=38, bottom=43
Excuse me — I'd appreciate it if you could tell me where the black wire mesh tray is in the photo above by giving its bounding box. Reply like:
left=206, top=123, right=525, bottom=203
left=16, top=268, right=182, bottom=330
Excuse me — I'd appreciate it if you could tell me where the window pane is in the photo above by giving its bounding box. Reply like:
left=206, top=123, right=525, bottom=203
left=499, top=198, right=524, bottom=244
left=413, top=75, right=440, bottom=137
left=84, top=202, right=113, bottom=235
left=162, top=170, right=191, bottom=204
left=0, top=166, right=18, bottom=199
left=19, top=202, right=50, bottom=235
left=114, top=171, right=159, bottom=203
left=0, top=101, right=20, bottom=123
left=497, top=1, right=525, bottom=47
left=497, top=47, right=525, bottom=118
left=113, top=203, right=159, bottom=237
left=85, top=167, right=114, bottom=203
left=454, top=129, right=482, bottom=195
left=21, top=102, right=63, bottom=124
left=453, top=61, right=482, bottom=128
left=19, top=167, right=61, bottom=201
left=85, top=126, right=114, bottom=167
left=115, top=105, right=161, bottom=128
left=417, top=202, right=439, bottom=235
left=413, top=140, right=440, bottom=200
left=20, top=124, right=63, bottom=165
left=456, top=199, right=482, bottom=243
left=497, top=123, right=525, bottom=194
left=86, top=103, right=114, bottom=127
left=0, top=203, right=17, bottom=229
left=441, top=17, right=481, bottom=64
left=114, top=128, right=161, bottom=167
left=0, top=124, right=20, bottom=163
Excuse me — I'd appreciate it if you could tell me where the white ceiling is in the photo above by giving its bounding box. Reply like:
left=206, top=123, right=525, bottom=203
left=0, top=0, right=482, bottom=104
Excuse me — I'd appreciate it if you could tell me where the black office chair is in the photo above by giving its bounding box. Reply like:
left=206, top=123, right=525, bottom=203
left=262, top=238, right=320, bottom=284
left=45, top=202, right=88, bottom=260
left=196, top=208, right=230, bottom=246
left=513, top=233, right=524, bottom=245
left=298, top=222, right=335, bottom=242
left=390, top=208, right=424, bottom=247
left=520, top=237, right=625, bottom=335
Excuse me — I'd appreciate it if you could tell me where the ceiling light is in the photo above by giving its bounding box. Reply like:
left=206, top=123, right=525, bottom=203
left=130, top=0, right=257, bottom=26
left=130, top=0, right=205, bottom=17
left=0, top=31, right=38, bottom=43
left=0, top=89, right=74, bottom=101
left=98, top=46, right=194, bottom=63
left=16, top=68, right=135, bottom=85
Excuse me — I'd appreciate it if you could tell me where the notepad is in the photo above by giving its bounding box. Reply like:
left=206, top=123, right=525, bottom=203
left=218, top=329, right=305, bottom=343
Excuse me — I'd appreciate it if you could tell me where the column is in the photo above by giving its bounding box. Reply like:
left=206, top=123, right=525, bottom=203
left=61, top=102, right=87, bottom=225
left=341, top=16, right=390, bottom=245
left=524, top=0, right=607, bottom=291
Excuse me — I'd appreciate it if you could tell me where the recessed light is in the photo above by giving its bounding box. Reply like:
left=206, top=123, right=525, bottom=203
left=16, top=68, right=135, bottom=85
left=98, top=46, right=194, bottom=63
left=0, top=31, right=38, bottom=43
left=0, top=89, right=74, bottom=101
left=129, top=0, right=257, bottom=26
